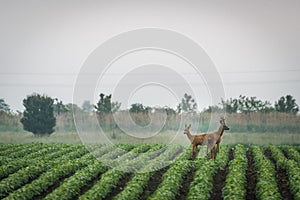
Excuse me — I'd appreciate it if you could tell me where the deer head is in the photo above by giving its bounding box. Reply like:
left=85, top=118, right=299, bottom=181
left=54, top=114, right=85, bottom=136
left=220, top=117, right=230, bottom=130
left=184, top=124, right=191, bottom=134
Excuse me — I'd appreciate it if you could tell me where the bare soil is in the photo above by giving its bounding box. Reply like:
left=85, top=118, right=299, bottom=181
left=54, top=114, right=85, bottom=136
left=246, top=149, right=258, bottom=200
left=209, top=148, right=234, bottom=200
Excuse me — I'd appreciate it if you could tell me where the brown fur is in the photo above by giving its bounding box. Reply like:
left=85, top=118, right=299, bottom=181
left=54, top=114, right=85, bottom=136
left=184, top=117, right=229, bottom=159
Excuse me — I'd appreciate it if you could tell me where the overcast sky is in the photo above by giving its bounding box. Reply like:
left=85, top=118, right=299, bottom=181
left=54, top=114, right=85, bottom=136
left=0, top=0, right=300, bottom=112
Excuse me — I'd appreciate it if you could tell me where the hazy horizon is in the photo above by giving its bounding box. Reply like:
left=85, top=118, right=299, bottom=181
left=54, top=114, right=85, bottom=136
left=1, top=0, right=300, bottom=112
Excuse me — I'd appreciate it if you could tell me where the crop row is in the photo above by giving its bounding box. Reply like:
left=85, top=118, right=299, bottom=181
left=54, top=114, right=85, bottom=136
left=0, top=144, right=76, bottom=180
left=3, top=145, right=126, bottom=200
left=0, top=143, right=36, bottom=157
left=282, top=145, right=300, bottom=163
left=78, top=144, right=164, bottom=199
left=1, top=143, right=299, bottom=200
left=112, top=144, right=183, bottom=200
left=251, top=145, right=281, bottom=199
left=223, top=144, right=247, bottom=199
left=268, top=145, right=300, bottom=199
left=187, top=145, right=230, bottom=200
left=0, top=143, right=54, bottom=165
left=79, top=144, right=181, bottom=200
left=43, top=144, right=148, bottom=200
left=0, top=145, right=89, bottom=198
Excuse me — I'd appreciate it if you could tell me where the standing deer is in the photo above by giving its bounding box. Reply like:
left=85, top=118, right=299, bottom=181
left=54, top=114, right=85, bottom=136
left=205, top=117, right=230, bottom=159
left=184, top=117, right=229, bottom=159
left=183, top=124, right=207, bottom=159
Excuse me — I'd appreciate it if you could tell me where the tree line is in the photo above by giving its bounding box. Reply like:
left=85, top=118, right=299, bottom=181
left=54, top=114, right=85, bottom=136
left=0, top=93, right=298, bottom=136
left=205, top=95, right=299, bottom=114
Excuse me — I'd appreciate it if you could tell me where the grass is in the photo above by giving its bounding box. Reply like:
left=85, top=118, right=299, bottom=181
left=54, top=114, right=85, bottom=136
left=1, top=131, right=299, bottom=145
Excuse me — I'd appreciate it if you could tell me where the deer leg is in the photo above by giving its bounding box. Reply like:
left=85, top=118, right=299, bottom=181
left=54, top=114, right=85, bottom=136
left=217, top=143, right=220, bottom=154
left=206, top=144, right=210, bottom=158
left=191, top=145, right=195, bottom=158
left=214, top=147, right=217, bottom=159
left=213, top=147, right=217, bottom=159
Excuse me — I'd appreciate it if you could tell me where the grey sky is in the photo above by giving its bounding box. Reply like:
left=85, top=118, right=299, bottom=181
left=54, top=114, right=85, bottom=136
left=0, top=0, right=300, bottom=111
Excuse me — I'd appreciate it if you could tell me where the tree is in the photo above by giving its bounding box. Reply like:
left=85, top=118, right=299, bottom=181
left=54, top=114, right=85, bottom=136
left=0, top=98, right=10, bottom=113
left=163, top=106, right=177, bottom=116
left=94, top=93, right=121, bottom=116
left=94, top=94, right=121, bottom=133
left=221, top=98, right=238, bottom=113
left=177, top=93, right=197, bottom=113
left=21, top=93, right=56, bottom=135
left=53, top=98, right=69, bottom=115
left=237, top=95, right=273, bottom=113
left=275, top=95, right=299, bottom=114
left=129, top=103, right=151, bottom=114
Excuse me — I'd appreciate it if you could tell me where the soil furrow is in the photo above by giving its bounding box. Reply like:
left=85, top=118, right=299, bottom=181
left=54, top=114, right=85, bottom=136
left=264, top=149, right=294, bottom=200
left=246, top=149, right=258, bottom=200
left=209, top=148, right=234, bottom=200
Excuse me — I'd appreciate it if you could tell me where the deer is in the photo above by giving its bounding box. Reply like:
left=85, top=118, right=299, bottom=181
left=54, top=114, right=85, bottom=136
left=205, top=117, right=230, bottom=159
left=183, top=124, right=207, bottom=159
left=184, top=117, right=229, bottom=159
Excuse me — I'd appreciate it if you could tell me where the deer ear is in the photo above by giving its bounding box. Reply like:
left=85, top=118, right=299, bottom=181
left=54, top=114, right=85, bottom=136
left=185, top=124, right=187, bottom=128
left=188, top=124, right=191, bottom=128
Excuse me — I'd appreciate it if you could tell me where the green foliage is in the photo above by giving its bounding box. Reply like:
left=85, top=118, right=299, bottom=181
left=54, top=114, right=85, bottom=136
left=0, top=98, right=10, bottom=113
left=268, top=145, right=300, bottom=198
left=251, top=145, right=281, bottom=199
left=53, top=99, right=70, bottom=115
left=237, top=95, right=273, bottom=113
left=94, top=93, right=121, bottom=131
left=282, top=146, right=300, bottom=163
left=0, top=144, right=88, bottom=199
left=95, top=93, right=121, bottom=115
left=1, top=144, right=300, bottom=199
left=44, top=160, right=107, bottom=200
left=79, top=144, right=166, bottom=200
left=148, top=161, right=193, bottom=200
left=177, top=93, right=197, bottom=113
left=187, top=145, right=230, bottom=200
left=114, top=145, right=183, bottom=200
left=220, top=95, right=274, bottom=114
left=186, top=159, right=216, bottom=200
left=275, top=95, right=299, bottom=114
left=129, top=103, right=151, bottom=114
left=221, top=97, right=239, bottom=113
left=20, top=93, right=56, bottom=135
left=223, top=144, right=247, bottom=200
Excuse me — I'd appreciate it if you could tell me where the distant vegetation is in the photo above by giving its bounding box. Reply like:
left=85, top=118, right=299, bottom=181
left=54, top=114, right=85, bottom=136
left=0, top=93, right=299, bottom=135
left=21, top=94, right=56, bottom=136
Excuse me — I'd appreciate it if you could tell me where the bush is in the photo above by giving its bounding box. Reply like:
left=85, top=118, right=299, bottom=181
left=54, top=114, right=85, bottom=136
left=21, top=93, right=56, bottom=135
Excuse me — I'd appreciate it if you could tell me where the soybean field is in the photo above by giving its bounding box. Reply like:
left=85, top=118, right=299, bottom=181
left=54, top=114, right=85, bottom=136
left=0, top=143, right=300, bottom=199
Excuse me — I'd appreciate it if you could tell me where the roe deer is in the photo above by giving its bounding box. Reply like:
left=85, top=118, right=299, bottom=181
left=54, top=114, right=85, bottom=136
left=183, top=124, right=207, bottom=158
left=184, top=117, right=229, bottom=159
left=205, top=117, right=229, bottom=159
